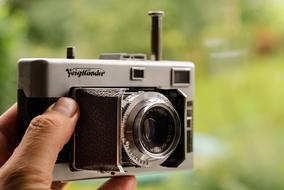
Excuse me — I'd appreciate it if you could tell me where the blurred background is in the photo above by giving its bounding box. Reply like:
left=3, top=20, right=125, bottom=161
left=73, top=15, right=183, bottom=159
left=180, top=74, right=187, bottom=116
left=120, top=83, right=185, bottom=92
left=1, top=0, right=284, bottom=189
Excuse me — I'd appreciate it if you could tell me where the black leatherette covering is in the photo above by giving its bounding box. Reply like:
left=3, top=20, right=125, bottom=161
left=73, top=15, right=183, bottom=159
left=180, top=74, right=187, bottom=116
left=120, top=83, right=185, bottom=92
left=72, top=88, right=124, bottom=171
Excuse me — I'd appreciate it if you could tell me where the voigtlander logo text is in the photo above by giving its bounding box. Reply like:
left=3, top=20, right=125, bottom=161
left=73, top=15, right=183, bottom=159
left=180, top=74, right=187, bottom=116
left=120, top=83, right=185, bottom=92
left=66, top=68, right=106, bottom=78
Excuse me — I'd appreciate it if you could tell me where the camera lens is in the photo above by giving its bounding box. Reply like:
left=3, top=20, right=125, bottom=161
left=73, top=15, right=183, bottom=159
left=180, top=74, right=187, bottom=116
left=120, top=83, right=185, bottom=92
left=140, top=106, right=176, bottom=154
left=122, top=92, right=181, bottom=167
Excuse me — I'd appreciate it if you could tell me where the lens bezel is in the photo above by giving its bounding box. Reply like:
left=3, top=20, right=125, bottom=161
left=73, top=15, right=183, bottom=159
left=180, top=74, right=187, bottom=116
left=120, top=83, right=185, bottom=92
left=122, top=92, right=181, bottom=167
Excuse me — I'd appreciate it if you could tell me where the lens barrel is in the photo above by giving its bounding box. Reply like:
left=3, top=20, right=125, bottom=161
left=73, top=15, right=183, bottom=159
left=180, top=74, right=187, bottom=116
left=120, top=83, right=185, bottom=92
left=122, top=92, right=181, bottom=167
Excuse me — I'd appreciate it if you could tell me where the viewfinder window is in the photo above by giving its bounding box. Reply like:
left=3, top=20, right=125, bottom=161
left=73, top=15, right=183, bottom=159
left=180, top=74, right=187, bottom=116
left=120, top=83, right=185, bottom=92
left=172, top=68, right=191, bottom=86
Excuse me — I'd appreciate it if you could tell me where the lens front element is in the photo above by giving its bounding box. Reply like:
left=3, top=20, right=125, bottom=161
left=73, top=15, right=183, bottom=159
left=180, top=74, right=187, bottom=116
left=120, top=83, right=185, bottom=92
left=138, top=106, right=177, bottom=155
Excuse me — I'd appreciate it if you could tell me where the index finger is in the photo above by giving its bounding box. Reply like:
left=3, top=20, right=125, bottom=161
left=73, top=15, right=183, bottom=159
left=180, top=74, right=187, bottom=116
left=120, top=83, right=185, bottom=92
left=0, top=104, right=18, bottom=140
left=0, top=104, right=18, bottom=165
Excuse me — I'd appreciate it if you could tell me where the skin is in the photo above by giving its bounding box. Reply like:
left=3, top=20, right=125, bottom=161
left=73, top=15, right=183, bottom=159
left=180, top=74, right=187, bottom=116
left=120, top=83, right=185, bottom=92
left=0, top=98, right=137, bottom=190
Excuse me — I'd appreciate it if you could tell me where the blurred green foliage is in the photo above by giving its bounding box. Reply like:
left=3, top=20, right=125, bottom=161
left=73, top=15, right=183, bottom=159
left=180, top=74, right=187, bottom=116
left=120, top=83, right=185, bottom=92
left=0, top=0, right=283, bottom=189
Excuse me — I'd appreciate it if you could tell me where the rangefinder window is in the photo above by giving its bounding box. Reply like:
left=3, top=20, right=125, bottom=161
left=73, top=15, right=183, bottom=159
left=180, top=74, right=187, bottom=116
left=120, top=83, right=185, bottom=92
left=131, top=67, right=145, bottom=80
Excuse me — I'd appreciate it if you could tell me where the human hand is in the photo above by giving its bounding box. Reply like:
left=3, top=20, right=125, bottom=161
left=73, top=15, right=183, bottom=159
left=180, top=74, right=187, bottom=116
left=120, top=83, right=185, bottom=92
left=0, top=98, right=137, bottom=190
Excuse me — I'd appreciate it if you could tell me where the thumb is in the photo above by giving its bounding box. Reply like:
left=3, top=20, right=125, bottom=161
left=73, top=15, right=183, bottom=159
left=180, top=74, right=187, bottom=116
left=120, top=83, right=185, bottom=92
left=98, top=176, right=137, bottom=190
left=1, top=97, right=79, bottom=185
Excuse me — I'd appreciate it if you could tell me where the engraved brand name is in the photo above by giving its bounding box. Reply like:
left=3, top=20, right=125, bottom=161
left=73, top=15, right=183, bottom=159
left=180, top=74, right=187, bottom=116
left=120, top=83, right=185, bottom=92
left=66, top=68, right=106, bottom=78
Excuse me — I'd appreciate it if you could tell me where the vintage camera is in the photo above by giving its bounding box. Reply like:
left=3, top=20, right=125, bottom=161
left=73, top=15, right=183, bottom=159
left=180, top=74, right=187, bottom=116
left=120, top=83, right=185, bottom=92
left=17, top=11, right=194, bottom=181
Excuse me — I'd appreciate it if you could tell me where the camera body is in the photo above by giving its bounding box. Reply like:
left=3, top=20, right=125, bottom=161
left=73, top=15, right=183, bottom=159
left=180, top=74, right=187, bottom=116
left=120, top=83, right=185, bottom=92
left=17, top=11, right=194, bottom=181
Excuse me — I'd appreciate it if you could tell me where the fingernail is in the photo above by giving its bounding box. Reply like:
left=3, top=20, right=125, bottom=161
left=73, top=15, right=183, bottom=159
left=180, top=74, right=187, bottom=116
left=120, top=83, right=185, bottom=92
left=52, top=97, right=78, bottom=117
